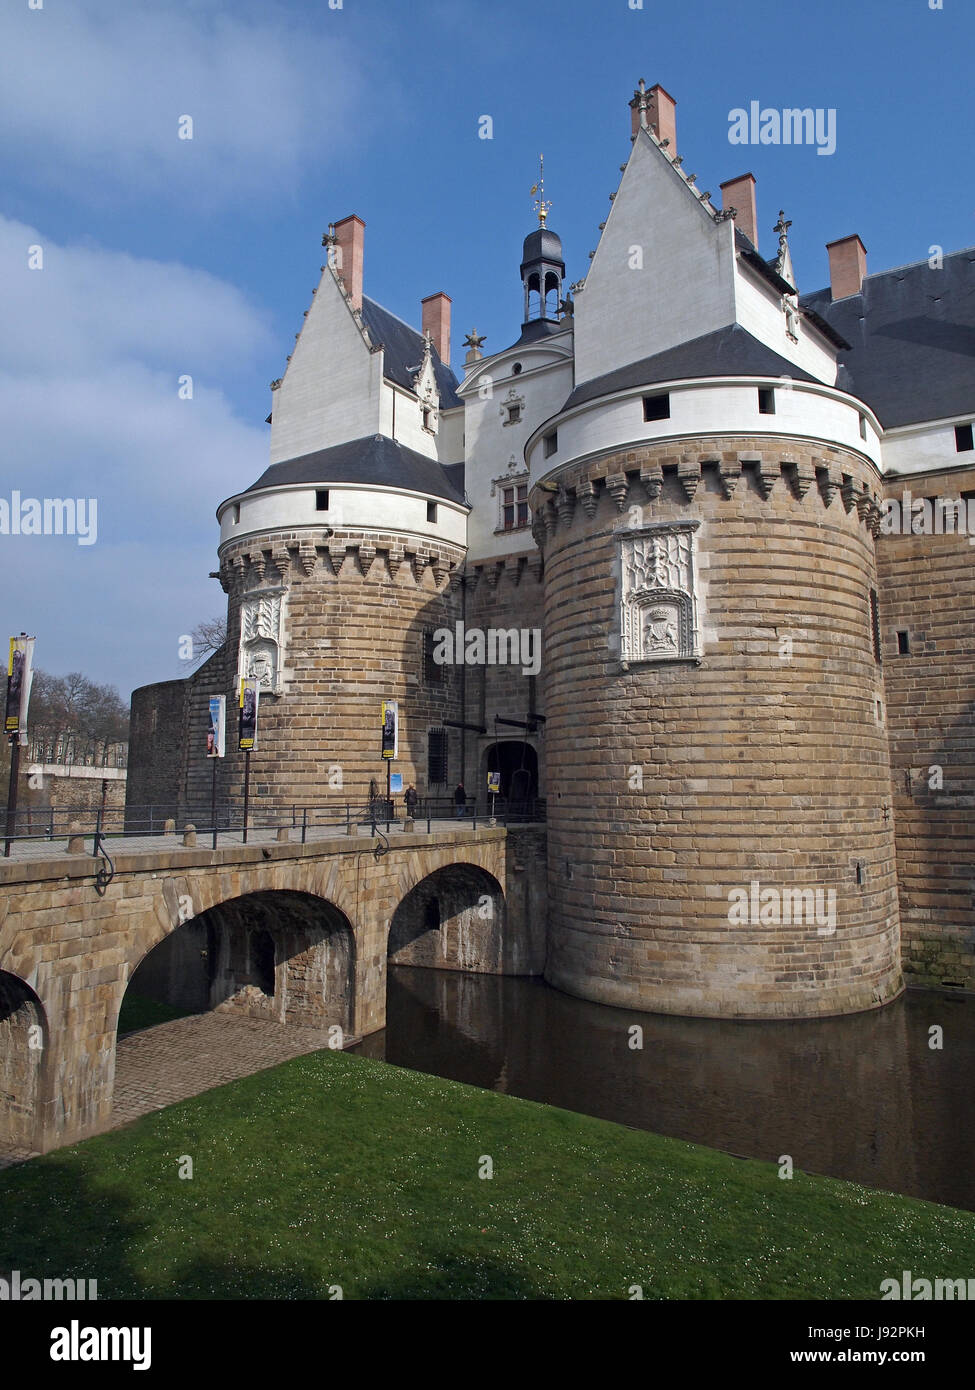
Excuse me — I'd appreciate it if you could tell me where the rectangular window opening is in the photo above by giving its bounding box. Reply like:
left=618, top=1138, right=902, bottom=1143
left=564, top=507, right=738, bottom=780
left=423, top=628, right=441, bottom=685
left=955, top=423, right=974, bottom=453
left=315, top=489, right=329, bottom=511
left=643, top=393, right=670, bottom=422
left=426, top=501, right=438, bottom=523
left=543, top=430, right=558, bottom=458
left=502, top=484, right=530, bottom=530
left=427, top=727, right=448, bottom=785
left=859, top=413, right=868, bottom=440
left=758, top=387, right=775, bottom=415
left=897, top=630, right=910, bottom=656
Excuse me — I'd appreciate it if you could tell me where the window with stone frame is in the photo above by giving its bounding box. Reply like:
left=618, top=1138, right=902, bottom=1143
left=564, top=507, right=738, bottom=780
left=501, top=483, right=529, bottom=531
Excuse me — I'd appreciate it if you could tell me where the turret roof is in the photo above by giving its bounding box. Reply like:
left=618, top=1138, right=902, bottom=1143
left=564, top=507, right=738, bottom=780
left=562, top=324, right=820, bottom=410
left=244, top=435, right=467, bottom=505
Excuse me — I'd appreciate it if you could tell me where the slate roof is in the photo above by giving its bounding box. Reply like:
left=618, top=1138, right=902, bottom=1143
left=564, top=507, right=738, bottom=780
left=562, top=324, right=820, bottom=411
left=735, top=228, right=796, bottom=297
left=800, top=248, right=975, bottom=428
left=360, top=296, right=462, bottom=409
left=244, top=435, right=468, bottom=505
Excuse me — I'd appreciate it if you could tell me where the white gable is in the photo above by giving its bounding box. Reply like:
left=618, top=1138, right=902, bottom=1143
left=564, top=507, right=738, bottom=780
left=573, top=129, right=737, bottom=385
left=269, top=268, right=383, bottom=464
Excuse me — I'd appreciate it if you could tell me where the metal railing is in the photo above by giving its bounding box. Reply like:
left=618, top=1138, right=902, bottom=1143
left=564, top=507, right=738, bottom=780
left=0, top=795, right=546, bottom=850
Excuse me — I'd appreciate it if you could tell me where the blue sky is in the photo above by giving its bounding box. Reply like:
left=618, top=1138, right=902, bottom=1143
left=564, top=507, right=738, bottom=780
left=1, top=0, right=971, bottom=699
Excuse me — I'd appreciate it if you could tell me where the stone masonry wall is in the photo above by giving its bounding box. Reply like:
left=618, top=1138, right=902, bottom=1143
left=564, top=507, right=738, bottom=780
left=876, top=465, right=975, bottom=990
left=532, top=436, right=901, bottom=1020
left=206, top=527, right=467, bottom=819
left=0, top=823, right=541, bottom=1149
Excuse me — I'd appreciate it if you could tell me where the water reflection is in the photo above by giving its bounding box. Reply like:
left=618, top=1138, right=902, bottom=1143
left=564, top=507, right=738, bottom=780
left=355, top=968, right=975, bottom=1211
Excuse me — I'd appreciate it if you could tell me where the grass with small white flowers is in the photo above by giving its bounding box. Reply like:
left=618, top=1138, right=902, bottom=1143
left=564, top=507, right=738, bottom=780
left=1, top=1048, right=973, bottom=1299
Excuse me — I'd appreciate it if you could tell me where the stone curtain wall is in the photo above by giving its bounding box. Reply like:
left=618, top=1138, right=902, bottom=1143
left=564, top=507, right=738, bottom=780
left=463, top=552, right=546, bottom=797
left=876, top=466, right=975, bottom=991
left=531, top=437, right=901, bottom=1020
left=126, top=679, right=187, bottom=823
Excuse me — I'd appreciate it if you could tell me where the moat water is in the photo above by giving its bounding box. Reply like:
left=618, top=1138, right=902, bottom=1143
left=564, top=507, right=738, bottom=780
left=355, top=968, right=975, bottom=1213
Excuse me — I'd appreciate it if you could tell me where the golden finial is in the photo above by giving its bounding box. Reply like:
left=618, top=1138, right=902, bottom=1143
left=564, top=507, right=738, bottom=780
left=529, top=154, right=552, bottom=227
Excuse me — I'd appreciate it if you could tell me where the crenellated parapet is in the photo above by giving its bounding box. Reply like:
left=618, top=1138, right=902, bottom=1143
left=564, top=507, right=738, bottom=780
left=528, top=435, right=885, bottom=544
left=217, top=528, right=465, bottom=596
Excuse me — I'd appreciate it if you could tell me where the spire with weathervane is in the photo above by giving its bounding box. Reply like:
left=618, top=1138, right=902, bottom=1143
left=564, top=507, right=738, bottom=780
left=521, top=154, right=565, bottom=325
left=530, top=154, right=552, bottom=227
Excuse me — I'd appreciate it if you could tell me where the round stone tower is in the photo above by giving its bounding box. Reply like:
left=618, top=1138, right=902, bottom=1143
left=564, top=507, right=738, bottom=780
left=527, top=368, right=902, bottom=1019
left=210, top=433, right=468, bottom=814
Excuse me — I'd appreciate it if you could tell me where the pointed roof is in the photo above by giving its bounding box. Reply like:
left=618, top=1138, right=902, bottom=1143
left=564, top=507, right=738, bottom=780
left=360, top=297, right=462, bottom=407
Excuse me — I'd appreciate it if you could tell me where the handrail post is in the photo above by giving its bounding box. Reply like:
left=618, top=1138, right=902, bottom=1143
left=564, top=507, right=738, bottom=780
left=302, top=806, right=307, bottom=845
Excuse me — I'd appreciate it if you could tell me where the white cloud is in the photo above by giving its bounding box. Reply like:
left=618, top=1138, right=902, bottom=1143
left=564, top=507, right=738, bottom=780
left=0, top=1, right=363, bottom=207
left=0, top=215, right=270, bottom=695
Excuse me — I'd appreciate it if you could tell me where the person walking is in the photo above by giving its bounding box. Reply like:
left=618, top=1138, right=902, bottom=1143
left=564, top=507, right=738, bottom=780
left=404, top=783, right=418, bottom=819
left=454, top=781, right=467, bottom=818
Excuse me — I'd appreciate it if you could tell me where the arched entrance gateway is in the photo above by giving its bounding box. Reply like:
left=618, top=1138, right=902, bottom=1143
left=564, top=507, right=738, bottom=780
left=0, top=971, right=49, bottom=1151
left=121, top=890, right=356, bottom=1037
left=482, top=741, right=539, bottom=804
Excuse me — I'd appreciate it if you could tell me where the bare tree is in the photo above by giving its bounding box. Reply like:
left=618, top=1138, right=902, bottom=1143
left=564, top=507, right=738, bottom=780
left=26, top=670, right=128, bottom=767
left=181, top=616, right=228, bottom=671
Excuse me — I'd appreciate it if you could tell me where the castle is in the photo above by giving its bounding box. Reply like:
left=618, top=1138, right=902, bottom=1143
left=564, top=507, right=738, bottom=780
left=128, top=80, right=975, bottom=1021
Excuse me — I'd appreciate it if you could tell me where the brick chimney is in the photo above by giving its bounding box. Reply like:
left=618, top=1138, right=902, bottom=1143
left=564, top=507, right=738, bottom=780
left=630, top=80, right=677, bottom=152
left=333, top=214, right=365, bottom=311
left=826, top=235, right=867, bottom=300
left=421, top=292, right=452, bottom=365
left=720, top=173, right=758, bottom=247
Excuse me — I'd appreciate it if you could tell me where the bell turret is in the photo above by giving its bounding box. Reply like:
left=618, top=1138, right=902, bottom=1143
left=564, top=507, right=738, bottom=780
left=521, top=155, right=566, bottom=324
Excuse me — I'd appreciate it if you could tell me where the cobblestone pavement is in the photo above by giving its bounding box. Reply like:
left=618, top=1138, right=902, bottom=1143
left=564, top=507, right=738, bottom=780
left=0, top=1012, right=356, bottom=1170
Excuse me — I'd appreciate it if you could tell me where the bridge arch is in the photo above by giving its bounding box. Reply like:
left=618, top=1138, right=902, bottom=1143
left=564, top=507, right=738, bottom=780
left=389, top=863, right=506, bottom=974
left=121, top=890, right=356, bottom=1037
left=0, top=970, right=49, bottom=1150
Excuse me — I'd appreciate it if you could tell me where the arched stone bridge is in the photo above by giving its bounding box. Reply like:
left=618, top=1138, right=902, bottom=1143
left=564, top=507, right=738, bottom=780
left=0, top=825, right=546, bottom=1153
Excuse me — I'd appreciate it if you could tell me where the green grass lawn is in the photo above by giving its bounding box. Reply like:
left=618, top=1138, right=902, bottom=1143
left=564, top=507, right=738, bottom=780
left=116, top=993, right=195, bottom=1036
left=1, top=1049, right=973, bottom=1300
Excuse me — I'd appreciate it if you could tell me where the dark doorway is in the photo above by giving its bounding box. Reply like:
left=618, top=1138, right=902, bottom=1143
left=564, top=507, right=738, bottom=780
left=483, top=741, right=538, bottom=801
